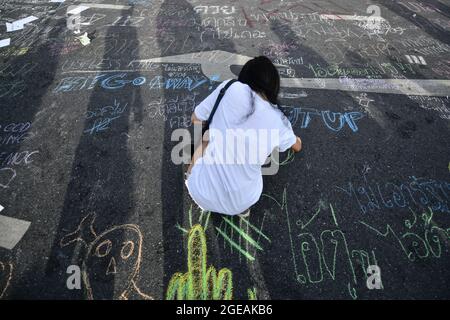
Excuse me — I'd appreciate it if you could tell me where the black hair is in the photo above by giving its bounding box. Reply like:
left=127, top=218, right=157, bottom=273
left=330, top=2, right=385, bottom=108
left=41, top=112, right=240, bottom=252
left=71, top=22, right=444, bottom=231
left=238, top=56, right=287, bottom=120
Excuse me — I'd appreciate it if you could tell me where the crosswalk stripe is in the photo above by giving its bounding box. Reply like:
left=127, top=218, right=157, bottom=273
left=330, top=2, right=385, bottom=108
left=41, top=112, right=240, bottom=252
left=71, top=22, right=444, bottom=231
left=418, top=56, right=427, bottom=65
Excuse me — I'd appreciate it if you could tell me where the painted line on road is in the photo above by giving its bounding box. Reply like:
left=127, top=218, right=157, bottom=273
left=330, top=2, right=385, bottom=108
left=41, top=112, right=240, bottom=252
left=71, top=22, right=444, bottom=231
left=140, top=50, right=450, bottom=96
left=320, top=14, right=386, bottom=22
left=0, top=39, right=10, bottom=48
left=80, top=3, right=131, bottom=10
left=0, top=205, right=31, bottom=250
left=282, top=78, right=450, bottom=96
left=67, top=3, right=130, bottom=16
left=67, top=5, right=90, bottom=15
left=6, top=16, right=38, bottom=32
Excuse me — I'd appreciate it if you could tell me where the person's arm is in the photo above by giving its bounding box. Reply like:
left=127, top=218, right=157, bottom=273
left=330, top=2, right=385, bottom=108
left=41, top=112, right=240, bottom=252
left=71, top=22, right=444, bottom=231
left=192, top=80, right=230, bottom=123
left=291, top=136, right=302, bottom=153
left=191, top=112, right=203, bottom=125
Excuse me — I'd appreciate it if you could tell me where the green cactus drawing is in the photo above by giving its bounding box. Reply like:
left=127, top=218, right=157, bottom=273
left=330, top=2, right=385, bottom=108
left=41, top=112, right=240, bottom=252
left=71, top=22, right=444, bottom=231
left=247, top=287, right=257, bottom=300
left=166, top=224, right=233, bottom=300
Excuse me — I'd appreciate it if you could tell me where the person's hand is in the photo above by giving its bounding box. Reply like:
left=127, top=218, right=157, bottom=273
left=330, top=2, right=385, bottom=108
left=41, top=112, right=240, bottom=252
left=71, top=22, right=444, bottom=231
left=291, top=136, right=302, bottom=153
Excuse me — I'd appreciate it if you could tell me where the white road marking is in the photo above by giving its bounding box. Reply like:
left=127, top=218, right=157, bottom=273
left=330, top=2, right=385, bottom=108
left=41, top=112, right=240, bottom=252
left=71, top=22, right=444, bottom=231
left=6, top=16, right=38, bottom=32
left=0, top=38, right=10, bottom=48
left=418, top=56, right=427, bottom=65
left=80, top=3, right=131, bottom=10
left=0, top=205, right=31, bottom=250
left=142, top=50, right=450, bottom=96
left=320, top=14, right=386, bottom=22
left=282, top=78, right=450, bottom=96
left=405, top=55, right=427, bottom=65
left=67, top=5, right=89, bottom=15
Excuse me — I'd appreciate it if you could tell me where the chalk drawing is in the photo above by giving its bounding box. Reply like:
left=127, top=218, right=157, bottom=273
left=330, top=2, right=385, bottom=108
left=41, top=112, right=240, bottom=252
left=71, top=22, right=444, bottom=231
left=167, top=224, right=233, bottom=300
left=0, top=168, right=16, bottom=189
left=60, top=213, right=153, bottom=300
left=76, top=32, right=91, bottom=46
left=355, top=93, right=375, bottom=109
left=215, top=215, right=271, bottom=262
left=168, top=223, right=258, bottom=300
left=176, top=204, right=211, bottom=234
left=247, top=287, right=257, bottom=300
left=0, top=261, right=13, bottom=299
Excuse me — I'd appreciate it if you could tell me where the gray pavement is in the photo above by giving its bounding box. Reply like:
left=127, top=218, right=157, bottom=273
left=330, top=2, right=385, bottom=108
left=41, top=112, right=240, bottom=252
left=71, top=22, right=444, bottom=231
left=0, top=0, right=449, bottom=299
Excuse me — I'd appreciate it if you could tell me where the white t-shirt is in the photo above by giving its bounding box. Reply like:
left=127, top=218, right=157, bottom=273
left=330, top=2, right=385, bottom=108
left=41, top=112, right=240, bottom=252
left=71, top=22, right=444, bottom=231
left=186, top=79, right=297, bottom=215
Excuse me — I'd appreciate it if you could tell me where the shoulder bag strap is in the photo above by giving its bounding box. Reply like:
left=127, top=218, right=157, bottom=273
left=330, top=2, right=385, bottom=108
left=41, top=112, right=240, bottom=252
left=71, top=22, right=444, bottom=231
left=203, top=79, right=238, bottom=134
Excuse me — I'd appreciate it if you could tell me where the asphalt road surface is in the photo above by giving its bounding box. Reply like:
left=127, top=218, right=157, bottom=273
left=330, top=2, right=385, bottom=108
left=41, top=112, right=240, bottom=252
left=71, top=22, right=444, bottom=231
left=0, top=0, right=449, bottom=300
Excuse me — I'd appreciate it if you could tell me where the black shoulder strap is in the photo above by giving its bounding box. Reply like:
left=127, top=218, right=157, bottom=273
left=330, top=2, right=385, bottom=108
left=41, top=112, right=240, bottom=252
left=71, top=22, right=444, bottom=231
left=205, top=79, right=238, bottom=130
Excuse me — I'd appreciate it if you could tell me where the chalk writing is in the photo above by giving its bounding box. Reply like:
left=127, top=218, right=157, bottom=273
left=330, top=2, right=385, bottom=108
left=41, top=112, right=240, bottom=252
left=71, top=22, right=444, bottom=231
left=431, top=61, right=450, bottom=77
left=0, top=122, right=32, bottom=146
left=359, top=207, right=449, bottom=262
left=201, top=27, right=266, bottom=42
left=308, top=62, right=416, bottom=78
left=49, top=41, right=83, bottom=56
left=194, top=6, right=236, bottom=15
left=263, top=189, right=379, bottom=299
left=53, top=74, right=220, bottom=93
left=0, top=150, right=39, bottom=167
left=336, top=176, right=450, bottom=214
left=407, top=96, right=450, bottom=120
left=283, top=106, right=365, bottom=133
left=0, top=81, right=26, bottom=98
left=148, top=93, right=197, bottom=120
left=84, top=100, right=128, bottom=135
left=399, top=37, right=450, bottom=56
left=0, top=62, right=37, bottom=78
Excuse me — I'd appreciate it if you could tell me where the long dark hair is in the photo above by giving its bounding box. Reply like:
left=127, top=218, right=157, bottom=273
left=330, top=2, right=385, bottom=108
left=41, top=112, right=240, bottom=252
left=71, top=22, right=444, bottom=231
left=238, top=56, right=287, bottom=119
